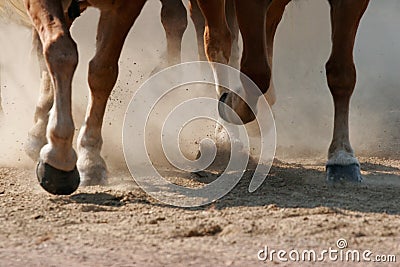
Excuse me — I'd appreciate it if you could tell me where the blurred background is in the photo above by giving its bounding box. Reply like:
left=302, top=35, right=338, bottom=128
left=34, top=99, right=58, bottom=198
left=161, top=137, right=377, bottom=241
left=0, top=0, right=399, bottom=169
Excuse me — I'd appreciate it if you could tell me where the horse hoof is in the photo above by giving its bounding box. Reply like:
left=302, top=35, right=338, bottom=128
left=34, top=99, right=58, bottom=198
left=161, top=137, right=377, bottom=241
left=218, top=93, right=230, bottom=122
left=218, top=93, right=242, bottom=124
left=326, top=163, right=363, bottom=183
left=36, top=161, right=80, bottom=195
left=218, top=92, right=256, bottom=125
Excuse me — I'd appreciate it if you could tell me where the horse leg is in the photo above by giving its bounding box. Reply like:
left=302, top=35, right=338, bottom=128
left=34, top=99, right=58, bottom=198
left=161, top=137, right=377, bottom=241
left=152, top=0, right=187, bottom=73
left=325, top=0, right=369, bottom=183
left=77, top=1, right=146, bottom=186
left=225, top=0, right=239, bottom=69
left=196, top=0, right=232, bottom=65
left=215, top=0, right=273, bottom=125
left=188, top=0, right=206, bottom=61
left=25, top=0, right=80, bottom=195
left=25, top=29, right=54, bottom=161
left=25, top=8, right=82, bottom=161
left=263, top=1, right=289, bottom=106
left=191, top=0, right=232, bottom=163
left=235, top=0, right=271, bottom=95
left=190, top=0, right=239, bottom=66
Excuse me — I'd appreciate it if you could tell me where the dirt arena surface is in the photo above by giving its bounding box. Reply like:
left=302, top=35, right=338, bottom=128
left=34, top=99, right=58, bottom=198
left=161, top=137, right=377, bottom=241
left=1, top=1, right=399, bottom=266
left=0, top=157, right=399, bottom=266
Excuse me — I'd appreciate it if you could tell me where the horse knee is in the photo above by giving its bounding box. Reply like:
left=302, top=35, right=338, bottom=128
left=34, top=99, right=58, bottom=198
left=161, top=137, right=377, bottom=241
left=161, top=0, right=188, bottom=37
left=326, top=59, right=356, bottom=99
left=88, top=58, right=118, bottom=95
left=43, top=32, right=78, bottom=77
left=204, top=28, right=232, bottom=64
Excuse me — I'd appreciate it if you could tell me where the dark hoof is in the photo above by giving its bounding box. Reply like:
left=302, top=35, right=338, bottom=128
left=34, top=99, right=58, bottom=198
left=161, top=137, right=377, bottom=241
left=326, top=163, right=363, bottom=183
left=218, top=92, right=243, bottom=125
left=36, top=161, right=80, bottom=195
left=218, top=93, right=230, bottom=122
left=218, top=92, right=256, bottom=125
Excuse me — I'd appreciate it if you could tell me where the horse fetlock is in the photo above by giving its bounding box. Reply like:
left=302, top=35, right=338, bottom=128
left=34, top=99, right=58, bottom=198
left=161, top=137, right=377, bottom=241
left=264, top=80, right=276, bottom=106
left=78, top=129, right=103, bottom=152
left=25, top=130, right=47, bottom=161
left=47, top=115, right=75, bottom=144
left=327, top=150, right=359, bottom=167
left=77, top=150, right=107, bottom=186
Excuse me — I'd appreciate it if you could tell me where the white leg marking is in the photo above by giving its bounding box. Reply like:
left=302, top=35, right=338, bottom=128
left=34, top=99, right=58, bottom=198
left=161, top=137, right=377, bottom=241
left=77, top=123, right=107, bottom=186
left=327, top=150, right=359, bottom=166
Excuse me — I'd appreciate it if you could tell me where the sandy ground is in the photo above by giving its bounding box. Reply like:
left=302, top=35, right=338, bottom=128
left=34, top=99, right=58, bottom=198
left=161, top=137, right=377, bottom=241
left=0, top=157, right=399, bottom=266
left=0, top=1, right=399, bottom=266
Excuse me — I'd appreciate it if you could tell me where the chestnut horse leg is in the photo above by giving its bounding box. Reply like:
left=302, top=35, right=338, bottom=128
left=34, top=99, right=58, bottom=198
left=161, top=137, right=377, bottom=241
left=77, top=1, right=146, bottom=185
left=216, top=0, right=274, bottom=124
left=188, top=0, right=207, bottom=61
left=190, top=0, right=238, bottom=66
left=25, top=0, right=80, bottom=195
left=193, top=0, right=232, bottom=164
left=152, top=0, right=187, bottom=74
left=196, top=0, right=231, bottom=89
left=198, top=0, right=286, bottom=167
left=25, top=30, right=54, bottom=161
left=217, top=0, right=289, bottom=123
left=325, top=0, right=369, bottom=183
left=264, top=1, right=289, bottom=106
left=25, top=6, right=85, bottom=162
left=225, top=0, right=239, bottom=69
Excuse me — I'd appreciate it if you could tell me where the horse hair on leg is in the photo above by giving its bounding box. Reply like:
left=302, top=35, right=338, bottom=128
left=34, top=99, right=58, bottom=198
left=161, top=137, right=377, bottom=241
left=325, top=0, right=370, bottom=183
left=26, top=0, right=80, bottom=195
left=77, top=1, right=147, bottom=186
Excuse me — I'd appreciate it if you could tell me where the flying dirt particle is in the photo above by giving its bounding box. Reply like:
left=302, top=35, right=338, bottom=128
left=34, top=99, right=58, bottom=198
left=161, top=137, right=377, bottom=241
left=32, top=214, right=44, bottom=220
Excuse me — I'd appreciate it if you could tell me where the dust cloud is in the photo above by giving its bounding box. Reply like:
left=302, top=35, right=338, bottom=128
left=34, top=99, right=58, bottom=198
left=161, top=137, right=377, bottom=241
left=272, top=0, right=400, bottom=161
left=0, top=0, right=398, bottom=172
